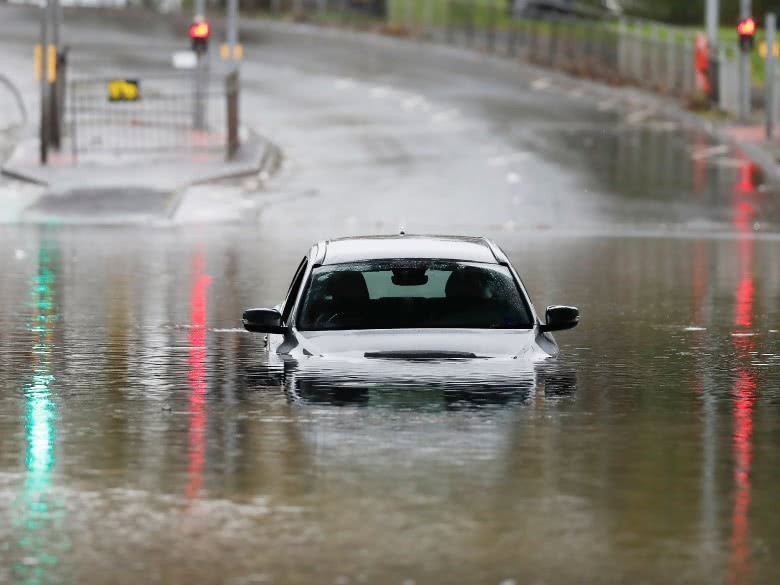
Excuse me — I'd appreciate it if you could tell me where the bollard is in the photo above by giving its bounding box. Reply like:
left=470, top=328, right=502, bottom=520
left=226, top=71, right=239, bottom=160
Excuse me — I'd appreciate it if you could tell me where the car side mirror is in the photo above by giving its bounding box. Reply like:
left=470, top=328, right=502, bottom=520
left=242, top=308, right=287, bottom=334
left=539, top=305, right=579, bottom=333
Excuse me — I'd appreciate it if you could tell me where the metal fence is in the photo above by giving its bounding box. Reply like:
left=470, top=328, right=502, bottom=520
left=66, top=72, right=233, bottom=159
left=259, top=0, right=702, bottom=99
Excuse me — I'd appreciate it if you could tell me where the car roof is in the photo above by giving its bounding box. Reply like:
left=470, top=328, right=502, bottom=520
left=317, top=235, right=503, bottom=265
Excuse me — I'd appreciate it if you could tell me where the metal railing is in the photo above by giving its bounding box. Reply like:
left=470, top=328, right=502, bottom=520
left=256, top=0, right=701, bottom=100
left=66, top=72, right=239, bottom=160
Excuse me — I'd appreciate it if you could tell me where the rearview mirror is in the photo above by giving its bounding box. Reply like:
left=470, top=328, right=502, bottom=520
left=242, top=308, right=287, bottom=334
left=539, top=305, right=579, bottom=333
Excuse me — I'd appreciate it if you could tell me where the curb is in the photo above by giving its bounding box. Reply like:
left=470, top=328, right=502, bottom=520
left=1, top=126, right=282, bottom=191
left=165, top=130, right=283, bottom=220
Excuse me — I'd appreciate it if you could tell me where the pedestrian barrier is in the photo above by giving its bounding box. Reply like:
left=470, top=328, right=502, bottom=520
left=65, top=72, right=239, bottom=161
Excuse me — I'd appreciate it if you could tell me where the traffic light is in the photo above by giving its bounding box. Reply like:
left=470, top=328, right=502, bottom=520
left=738, top=17, right=756, bottom=52
left=190, top=20, right=210, bottom=55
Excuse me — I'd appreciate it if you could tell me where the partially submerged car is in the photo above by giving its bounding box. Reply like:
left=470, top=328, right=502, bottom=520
left=242, top=235, right=579, bottom=361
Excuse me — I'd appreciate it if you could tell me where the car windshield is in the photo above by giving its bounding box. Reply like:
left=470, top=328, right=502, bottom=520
left=297, top=260, right=533, bottom=331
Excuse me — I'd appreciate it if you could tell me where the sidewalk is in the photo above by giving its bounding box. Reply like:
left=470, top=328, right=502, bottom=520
left=1, top=127, right=276, bottom=193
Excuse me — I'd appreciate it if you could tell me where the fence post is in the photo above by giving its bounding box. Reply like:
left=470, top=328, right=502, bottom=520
left=633, top=26, right=643, bottom=83
left=766, top=13, right=776, bottom=140
left=424, top=0, right=434, bottom=40
left=39, top=3, right=49, bottom=165
left=466, top=1, right=474, bottom=47
left=445, top=0, right=453, bottom=44
left=226, top=71, right=239, bottom=160
left=69, top=79, right=77, bottom=164
left=487, top=0, right=496, bottom=53
left=508, top=17, right=518, bottom=57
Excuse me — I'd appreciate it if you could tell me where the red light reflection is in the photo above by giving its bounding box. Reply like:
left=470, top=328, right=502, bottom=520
left=729, top=158, right=757, bottom=585
left=186, top=252, right=211, bottom=501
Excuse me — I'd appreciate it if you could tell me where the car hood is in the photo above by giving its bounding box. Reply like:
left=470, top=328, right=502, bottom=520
left=289, top=328, right=545, bottom=360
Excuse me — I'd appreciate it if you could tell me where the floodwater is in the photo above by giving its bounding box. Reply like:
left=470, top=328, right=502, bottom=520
left=1, top=223, right=778, bottom=585
left=1, top=7, right=780, bottom=585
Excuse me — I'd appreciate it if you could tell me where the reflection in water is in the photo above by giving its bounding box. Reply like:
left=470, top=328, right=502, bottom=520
left=276, top=358, right=575, bottom=409
left=13, top=235, right=64, bottom=584
left=729, top=160, right=758, bottom=585
left=186, top=252, right=211, bottom=501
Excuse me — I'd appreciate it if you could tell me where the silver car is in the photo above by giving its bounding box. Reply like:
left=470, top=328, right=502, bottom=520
left=242, top=235, right=579, bottom=361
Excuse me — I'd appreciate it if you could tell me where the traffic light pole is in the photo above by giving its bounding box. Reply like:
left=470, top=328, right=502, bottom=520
left=766, top=13, right=776, bottom=140
left=226, top=0, right=238, bottom=71
left=740, top=0, right=752, bottom=121
left=706, top=0, right=720, bottom=105
left=39, top=2, right=49, bottom=165
left=193, top=1, right=207, bottom=131
left=194, top=55, right=207, bottom=130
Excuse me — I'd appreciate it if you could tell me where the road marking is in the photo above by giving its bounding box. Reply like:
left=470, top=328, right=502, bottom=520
left=401, top=95, right=426, bottom=111
left=488, top=152, right=530, bottom=167
left=596, top=96, right=620, bottom=111
left=626, top=108, right=655, bottom=125
left=371, top=85, right=392, bottom=98
left=531, top=78, right=551, bottom=91
left=646, top=120, right=679, bottom=132
left=432, top=108, right=458, bottom=123
left=506, top=171, right=520, bottom=184
left=333, top=77, right=356, bottom=90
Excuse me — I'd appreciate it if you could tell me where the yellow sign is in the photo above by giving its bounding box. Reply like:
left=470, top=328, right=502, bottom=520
left=107, top=79, right=140, bottom=102
left=760, top=41, right=780, bottom=58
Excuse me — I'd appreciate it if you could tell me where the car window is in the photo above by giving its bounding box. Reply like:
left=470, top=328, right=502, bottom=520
left=282, top=257, right=308, bottom=324
left=297, top=260, right=532, bottom=331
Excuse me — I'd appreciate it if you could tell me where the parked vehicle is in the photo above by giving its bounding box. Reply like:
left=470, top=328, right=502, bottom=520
left=511, top=0, right=622, bottom=19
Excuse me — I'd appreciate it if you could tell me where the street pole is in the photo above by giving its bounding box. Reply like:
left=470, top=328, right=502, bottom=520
left=49, top=0, right=61, bottom=149
left=706, top=0, right=720, bottom=105
left=39, top=0, right=50, bottom=165
left=740, top=0, right=752, bottom=121
left=226, top=0, right=238, bottom=71
left=193, top=1, right=207, bottom=131
left=766, top=13, right=776, bottom=140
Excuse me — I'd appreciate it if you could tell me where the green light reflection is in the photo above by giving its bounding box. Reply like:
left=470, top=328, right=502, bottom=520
left=13, top=240, right=65, bottom=585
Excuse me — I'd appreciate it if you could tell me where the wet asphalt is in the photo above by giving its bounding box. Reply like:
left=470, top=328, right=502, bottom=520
left=1, top=6, right=779, bottom=585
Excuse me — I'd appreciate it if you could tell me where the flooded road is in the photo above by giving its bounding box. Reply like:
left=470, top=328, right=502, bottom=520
left=1, top=226, right=778, bottom=585
left=1, top=7, right=780, bottom=585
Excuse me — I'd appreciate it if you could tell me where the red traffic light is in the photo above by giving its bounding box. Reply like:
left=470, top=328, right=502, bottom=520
left=190, top=20, right=210, bottom=40
left=738, top=18, right=756, bottom=37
